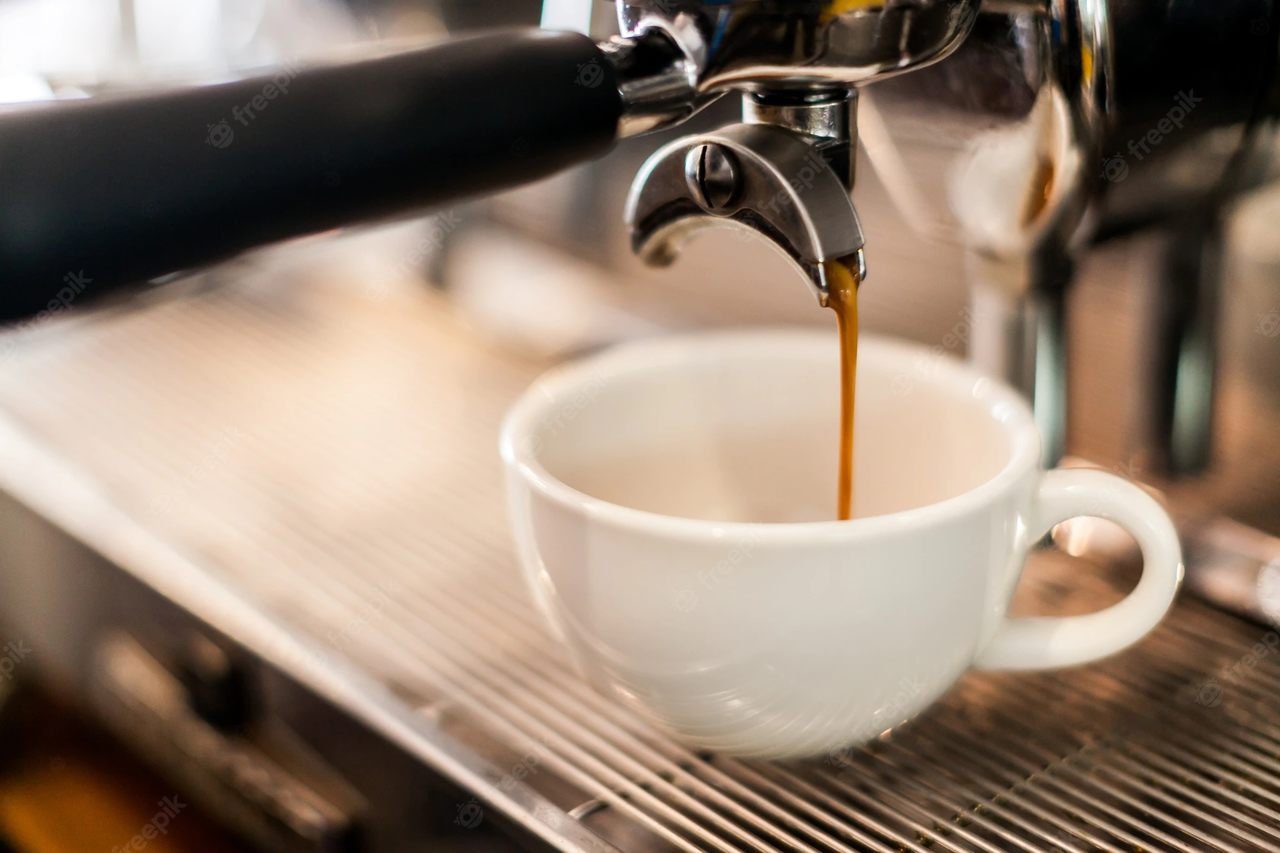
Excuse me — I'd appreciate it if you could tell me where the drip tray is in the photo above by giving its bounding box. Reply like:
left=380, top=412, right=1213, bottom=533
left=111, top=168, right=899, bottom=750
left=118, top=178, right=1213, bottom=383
left=0, top=274, right=1276, bottom=851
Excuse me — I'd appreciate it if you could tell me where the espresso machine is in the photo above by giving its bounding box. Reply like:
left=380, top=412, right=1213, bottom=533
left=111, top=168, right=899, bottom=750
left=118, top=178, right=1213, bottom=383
left=2, top=0, right=1276, bottom=457
left=1, top=1, right=1280, bottom=849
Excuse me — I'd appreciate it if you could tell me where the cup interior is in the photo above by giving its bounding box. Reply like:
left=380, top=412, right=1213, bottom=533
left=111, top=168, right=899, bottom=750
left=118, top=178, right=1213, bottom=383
left=516, top=331, right=1036, bottom=524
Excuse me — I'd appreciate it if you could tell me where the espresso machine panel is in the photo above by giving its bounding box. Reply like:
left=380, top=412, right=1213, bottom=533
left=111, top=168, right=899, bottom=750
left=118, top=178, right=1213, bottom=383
left=0, top=0, right=1279, bottom=848
left=0, top=254, right=1277, bottom=850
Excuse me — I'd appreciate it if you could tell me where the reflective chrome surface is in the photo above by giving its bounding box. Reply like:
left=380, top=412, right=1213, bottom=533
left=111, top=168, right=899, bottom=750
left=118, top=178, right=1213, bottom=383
left=627, top=110, right=866, bottom=303
left=600, top=32, right=704, bottom=137
left=853, top=0, right=1107, bottom=463
left=618, top=0, right=982, bottom=93
left=610, top=1, right=981, bottom=303
left=857, top=0, right=1278, bottom=466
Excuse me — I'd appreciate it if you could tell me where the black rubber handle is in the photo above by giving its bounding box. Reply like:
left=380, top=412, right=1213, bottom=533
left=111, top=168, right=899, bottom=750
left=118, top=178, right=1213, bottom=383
left=0, top=29, right=622, bottom=322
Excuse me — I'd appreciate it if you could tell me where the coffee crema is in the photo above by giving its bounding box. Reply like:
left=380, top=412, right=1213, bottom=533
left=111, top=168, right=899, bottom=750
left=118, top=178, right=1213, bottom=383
left=824, top=256, right=861, bottom=521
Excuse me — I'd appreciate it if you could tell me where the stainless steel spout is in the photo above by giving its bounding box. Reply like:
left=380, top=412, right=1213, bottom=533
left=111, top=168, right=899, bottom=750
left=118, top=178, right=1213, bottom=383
left=625, top=107, right=867, bottom=304
left=608, top=1, right=980, bottom=304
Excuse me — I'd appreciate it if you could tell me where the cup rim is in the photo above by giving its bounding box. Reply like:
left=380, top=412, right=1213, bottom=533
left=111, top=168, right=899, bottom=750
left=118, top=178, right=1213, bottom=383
left=500, top=328, right=1041, bottom=544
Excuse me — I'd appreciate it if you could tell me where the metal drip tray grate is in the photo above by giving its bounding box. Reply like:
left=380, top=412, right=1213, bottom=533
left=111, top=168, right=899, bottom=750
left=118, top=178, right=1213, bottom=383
left=0, top=275, right=1277, bottom=851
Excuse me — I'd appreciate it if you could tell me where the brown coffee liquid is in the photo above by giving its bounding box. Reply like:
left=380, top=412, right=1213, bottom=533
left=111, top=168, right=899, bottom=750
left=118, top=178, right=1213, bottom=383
left=825, top=256, right=861, bottom=521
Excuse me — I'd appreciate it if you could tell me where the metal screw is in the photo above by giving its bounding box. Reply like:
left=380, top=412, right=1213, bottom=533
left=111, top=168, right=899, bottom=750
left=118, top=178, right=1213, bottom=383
left=685, top=143, right=741, bottom=213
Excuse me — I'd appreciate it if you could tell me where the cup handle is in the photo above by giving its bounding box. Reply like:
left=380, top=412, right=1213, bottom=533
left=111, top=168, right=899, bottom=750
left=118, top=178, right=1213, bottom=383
left=974, top=469, right=1185, bottom=671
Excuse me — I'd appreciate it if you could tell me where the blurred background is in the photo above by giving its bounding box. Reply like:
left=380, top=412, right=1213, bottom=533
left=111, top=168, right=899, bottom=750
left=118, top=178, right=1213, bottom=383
left=0, top=1, right=1278, bottom=850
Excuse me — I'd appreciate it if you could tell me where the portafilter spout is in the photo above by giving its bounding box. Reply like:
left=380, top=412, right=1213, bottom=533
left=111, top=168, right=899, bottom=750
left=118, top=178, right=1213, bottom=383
left=626, top=92, right=866, bottom=305
left=617, top=0, right=980, bottom=303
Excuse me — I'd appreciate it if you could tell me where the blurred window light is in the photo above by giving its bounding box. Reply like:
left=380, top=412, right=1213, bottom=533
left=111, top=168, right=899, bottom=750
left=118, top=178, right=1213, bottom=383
left=0, top=74, right=57, bottom=104
left=0, top=0, right=122, bottom=80
left=0, top=0, right=357, bottom=89
left=135, top=0, right=230, bottom=68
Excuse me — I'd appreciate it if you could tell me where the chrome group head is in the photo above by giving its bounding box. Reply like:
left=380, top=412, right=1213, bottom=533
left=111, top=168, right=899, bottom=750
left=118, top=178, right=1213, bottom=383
left=613, top=1, right=979, bottom=302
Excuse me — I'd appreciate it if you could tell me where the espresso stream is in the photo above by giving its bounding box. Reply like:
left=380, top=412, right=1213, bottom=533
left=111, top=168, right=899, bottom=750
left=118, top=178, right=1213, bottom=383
left=825, top=257, right=861, bottom=521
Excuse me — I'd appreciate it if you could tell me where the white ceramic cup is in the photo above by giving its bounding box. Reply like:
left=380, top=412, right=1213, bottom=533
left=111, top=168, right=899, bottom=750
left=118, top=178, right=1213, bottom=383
left=501, top=330, right=1183, bottom=758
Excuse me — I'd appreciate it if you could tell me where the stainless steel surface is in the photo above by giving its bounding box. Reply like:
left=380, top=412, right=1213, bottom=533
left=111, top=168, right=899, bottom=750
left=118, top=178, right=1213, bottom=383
left=92, top=634, right=362, bottom=851
left=741, top=89, right=860, bottom=190
left=627, top=120, right=866, bottom=303
left=1, top=270, right=1278, bottom=849
left=600, top=33, right=703, bottom=138
left=604, top=1, right=981, bottom=307
left=616, top=0, right=981, bottom=92
left=1149, top=220, right=1224, bottom=476
left=968, top=255, right=1071, bottom=468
